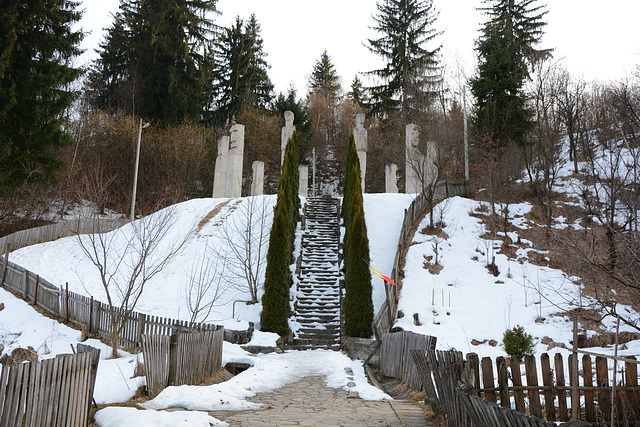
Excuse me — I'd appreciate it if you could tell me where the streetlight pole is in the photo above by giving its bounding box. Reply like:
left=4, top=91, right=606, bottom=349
left=462, top=88, right=469, bottom=181
left=130, top=119, right=149, bottom=221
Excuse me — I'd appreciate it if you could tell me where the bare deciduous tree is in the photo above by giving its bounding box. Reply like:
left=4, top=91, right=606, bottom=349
left=76, top=203, right=192, bottom=357
left=209, top=196, right=271, bottom=304
left=182, top=253, right=227, bottom=328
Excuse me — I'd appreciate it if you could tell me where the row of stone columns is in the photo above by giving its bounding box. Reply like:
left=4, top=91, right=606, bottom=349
left=212, top=113, right=436, bottom=198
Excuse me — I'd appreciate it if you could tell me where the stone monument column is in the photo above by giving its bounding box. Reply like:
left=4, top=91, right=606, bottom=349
left=225, top=124, right=245, bottom=198
left=424, top=140, right=438, bottom=188
left=385, top=164, right=398, bottom=193
left=405, top=123, right=421, bottom=194
left=353, top=113, right=367, bottom=193
left=251, top=161, right=264, bottom=196
left=299, top=165, right=309, bottom=197
left=212, top=135, right=229, bottom=198
left=281, top=111, right=295, bottom=167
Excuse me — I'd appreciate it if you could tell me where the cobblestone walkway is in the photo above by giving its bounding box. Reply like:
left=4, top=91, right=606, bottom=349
left=208, top=376, right=435, bottom=426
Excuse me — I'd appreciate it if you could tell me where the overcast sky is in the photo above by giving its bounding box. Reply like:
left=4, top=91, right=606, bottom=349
left=78, top=0, right=640, bottom=96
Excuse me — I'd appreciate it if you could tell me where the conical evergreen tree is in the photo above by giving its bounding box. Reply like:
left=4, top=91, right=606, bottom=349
left=88, top=0, right=218, bottom=124
left=308, top=50, right=341, bottom=104
left=470, top=0, right=549, bottom=148
left=260, top=195, right=291, bottom=335
left=342, top=135, right=373, bottom=338
left=366, top=0, right=442, bottom=118
left=260, top=130, right=299, bottom=336
left=209, top=14, right=274, bottom=125
left=0, top=0, right=84, bottom=186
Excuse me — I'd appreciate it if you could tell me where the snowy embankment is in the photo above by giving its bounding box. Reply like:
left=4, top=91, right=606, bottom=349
left=3, top=177, right=640, bottom=424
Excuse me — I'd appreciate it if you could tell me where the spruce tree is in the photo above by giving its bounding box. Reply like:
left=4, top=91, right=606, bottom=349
left=89, top=0, right=218, bottom=124
left=308, top=50, right=341, bottom=104
left=209, top=15, right=274, bottom=125
left=470, top=0, right=549, bottom=148
left=0, top=0, right=83, bottom=186
left=366, top=0, right=442, bottom=118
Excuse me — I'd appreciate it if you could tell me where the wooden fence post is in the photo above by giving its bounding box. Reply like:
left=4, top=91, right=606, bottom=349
left=510, top=357, right=526, bottom=413
left=540, top=353, right=556, bottom=422
left=496, top=356, right=509, bottom=407
left=466, top=353, right=480, bottom=394
left=583, top=355, right=595, bottom=422
left=137, top=313, right=146, bottom=346
left=23, top=269, right=29, bottom=299
left=555, top=353, right=569, bottom=421
left=1, top=243, right=9, bottom=287
left=167, top=330, right=179, bottom=387
left=88, top=297, right=94, bottom=335
left=481, top=356, right=496, bottom=403
left=65, top=282, right=69, bottom=324
left=596, top=356, right=611, bottom=421
left=525, top=354, right=542, bottom=418
left=33, top=275, right=39, bottom=306
left=571, top=318, right=579, bottom=420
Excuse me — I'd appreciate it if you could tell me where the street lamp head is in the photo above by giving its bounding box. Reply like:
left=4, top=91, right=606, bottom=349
left=142, top=123, right=150, bottom=129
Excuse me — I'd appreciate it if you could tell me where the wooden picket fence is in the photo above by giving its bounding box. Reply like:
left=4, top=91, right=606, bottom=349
left=1, top=254, right=220, bottom=351
left=142, top=328, right=224, bottom=397
left=410, top=348, right=640, bottom=426
left=373, top=180, right=470, bottom=339
left=0, top=344, right=100, bottom=427
left=378, top=331, right=437, bottom=390
left=0, top=218, right=128, bottom=253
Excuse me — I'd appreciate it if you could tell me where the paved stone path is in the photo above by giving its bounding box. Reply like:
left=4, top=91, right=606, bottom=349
left=208, top=376, right=435, bottom=426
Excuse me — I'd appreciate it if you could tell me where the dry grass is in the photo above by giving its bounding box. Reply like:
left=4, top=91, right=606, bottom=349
left=197, top=200, right=229, bottom=231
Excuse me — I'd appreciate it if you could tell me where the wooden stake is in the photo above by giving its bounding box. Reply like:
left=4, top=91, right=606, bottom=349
left=33, top=275, right=39, bottom=306
left=572, top=318, right=579, bottom=420
left=65, top=282, right=69, bottom=324
left=611, top=315, right=620, bottom=427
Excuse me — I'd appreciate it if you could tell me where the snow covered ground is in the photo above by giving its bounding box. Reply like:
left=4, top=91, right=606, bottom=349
left=3, top=145, right=640, bottom=424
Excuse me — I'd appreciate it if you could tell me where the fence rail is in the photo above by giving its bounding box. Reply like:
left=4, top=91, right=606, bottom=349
left=1, top=254, right=220, bottom=351
left=373, top=181, right=469, bottom=339
left=0, top=345, right=100, bottom=427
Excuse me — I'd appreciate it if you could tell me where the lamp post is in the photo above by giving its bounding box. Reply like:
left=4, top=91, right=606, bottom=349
left=130, top=119, right=150, bottom=221
left=462, top=88, right=469, bottom=181
left=455, top=88, right=469, bottom=181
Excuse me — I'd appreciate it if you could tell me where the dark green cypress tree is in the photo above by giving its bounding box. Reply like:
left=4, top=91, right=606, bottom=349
left=342, top=134, right=373, bottom=337
left=260, top=129, right=300, bottom=336
left=344, top=201, right=373, bottom=337
left=0, top=0, right=83, bottom=186
left=260, top=197, right=291, bottom=335
left=470, top=0, right=549, bottom=148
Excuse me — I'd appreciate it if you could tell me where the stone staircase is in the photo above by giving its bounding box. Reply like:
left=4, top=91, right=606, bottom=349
left=292, top=197, right=342, bottom=350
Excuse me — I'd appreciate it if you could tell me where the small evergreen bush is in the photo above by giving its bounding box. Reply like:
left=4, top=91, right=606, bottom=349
left=502, top=325, right=536, bottom=360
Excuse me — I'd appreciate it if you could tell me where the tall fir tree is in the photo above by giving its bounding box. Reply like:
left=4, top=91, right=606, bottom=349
left=0, top=0, right=84, bottom=186
left=209, top=14, right=274, bottom=125
left=308, top=50, right=341, bottom=104
left=470, top=0, right=549, bottom=148
left=348, top=75, right=369, bottom=110
left=366, top=0, right=442, bottom=118
left=88, top=0, right=218, bottom=124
